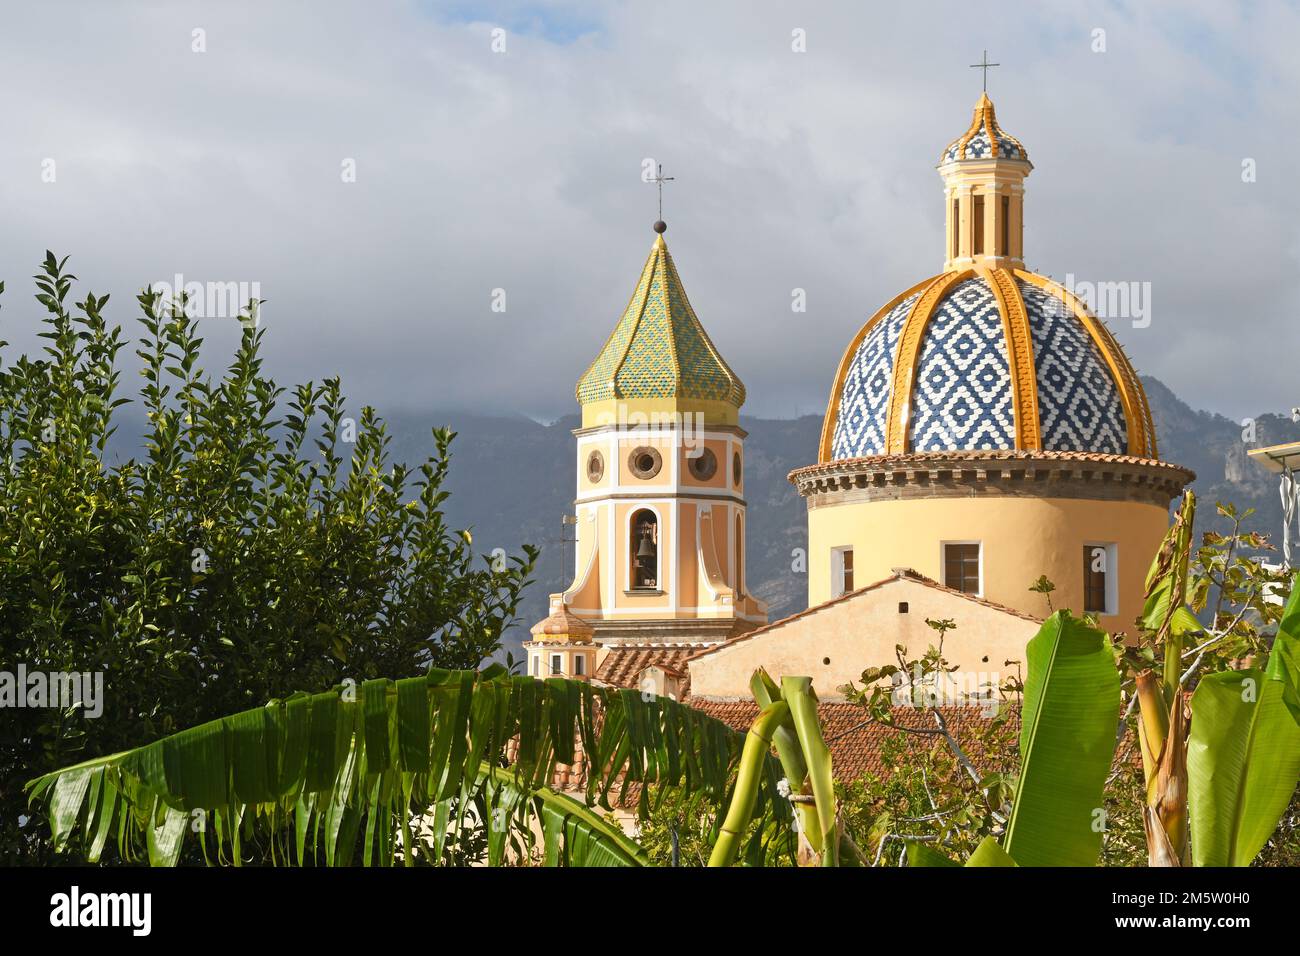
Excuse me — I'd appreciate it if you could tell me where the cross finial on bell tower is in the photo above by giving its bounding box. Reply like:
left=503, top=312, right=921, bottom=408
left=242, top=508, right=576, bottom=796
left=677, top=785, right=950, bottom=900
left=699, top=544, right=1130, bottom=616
left=969, top=50, right=1000, bottom=92
left=650, top=163, right=673, bottom=234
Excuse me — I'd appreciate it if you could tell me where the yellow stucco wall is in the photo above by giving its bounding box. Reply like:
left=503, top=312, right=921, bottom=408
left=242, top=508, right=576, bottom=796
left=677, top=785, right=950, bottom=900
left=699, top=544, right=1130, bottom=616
left=806, top=495, right=1168, bottom=630
left=690, top=575, right=1041, bottom=699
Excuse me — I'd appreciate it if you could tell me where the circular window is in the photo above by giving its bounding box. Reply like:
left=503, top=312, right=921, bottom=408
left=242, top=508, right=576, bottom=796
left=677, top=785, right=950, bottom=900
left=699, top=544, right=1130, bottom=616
left=586, top=450, right=605, bottom=483
left=628, top=446, right=662, bottom=480
left=688, top=448, right=717, bottom=481
left=732, top=451, right=742, bottom=486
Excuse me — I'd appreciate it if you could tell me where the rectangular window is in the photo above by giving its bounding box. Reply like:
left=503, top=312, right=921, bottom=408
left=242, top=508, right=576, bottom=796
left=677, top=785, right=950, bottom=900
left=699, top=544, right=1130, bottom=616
left=550, top=654, right=563, bottom=676
left=951, top=198, right=959, bottom=258
left=944, top=543, right=981, bottom=595
left=1000, top=195, right=1010, bottom=255
left=574, top=654, right=585, bottom=676
left=1084, top=544, right=1116, bottom=614
left=531, top=655, right=539, bottom=677
left=972, top=196, right=985, bottom=255
left=832, top=547, right=854, bottom=598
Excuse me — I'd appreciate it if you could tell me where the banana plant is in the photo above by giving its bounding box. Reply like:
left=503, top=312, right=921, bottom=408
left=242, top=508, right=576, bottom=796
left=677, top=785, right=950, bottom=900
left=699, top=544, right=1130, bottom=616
left=909, top=611, right=1121, bottom=866
left=1134, top=490, right=1199, bottom=865
left=26, top=665, right=790, bottom=867
left=1186, top=570, right=1300, bottom=865
left=1134, top=490, right=1300, bottom=866
left=708, top=670, right=865, bottom=867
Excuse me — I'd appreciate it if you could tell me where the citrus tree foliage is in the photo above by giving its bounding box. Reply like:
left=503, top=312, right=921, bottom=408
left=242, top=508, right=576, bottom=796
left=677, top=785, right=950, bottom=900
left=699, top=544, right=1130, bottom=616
left=0, top=254, right=535, bottom=863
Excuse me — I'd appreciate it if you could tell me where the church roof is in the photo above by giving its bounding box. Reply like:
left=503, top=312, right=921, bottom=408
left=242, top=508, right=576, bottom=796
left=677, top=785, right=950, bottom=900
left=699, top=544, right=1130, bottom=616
left=576, top=233, right=745, bottom=409
left=594, top=643, right=704, bottom=694
left=820, top=268, right=1157, bottom=462
left=940, top=92, right=1029, bottom=163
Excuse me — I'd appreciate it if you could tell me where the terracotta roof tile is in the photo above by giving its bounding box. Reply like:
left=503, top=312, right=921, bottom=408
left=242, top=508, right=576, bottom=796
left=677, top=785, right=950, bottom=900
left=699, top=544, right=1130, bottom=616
left=595, top=643, right=719, bottom=695
left=686, top=698, right=1020, bottom=782
left=789, top=448, right=1196, bottom=484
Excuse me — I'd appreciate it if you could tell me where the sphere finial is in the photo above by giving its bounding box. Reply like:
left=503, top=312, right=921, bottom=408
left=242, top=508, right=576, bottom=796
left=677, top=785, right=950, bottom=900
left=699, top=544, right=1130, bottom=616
left=653, top=220, right=667, bottom=234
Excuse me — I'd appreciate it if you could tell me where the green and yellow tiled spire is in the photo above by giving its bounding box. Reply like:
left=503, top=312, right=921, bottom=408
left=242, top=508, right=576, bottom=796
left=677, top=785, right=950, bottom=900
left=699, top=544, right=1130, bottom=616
left=577, top=228, right=745, bottom=427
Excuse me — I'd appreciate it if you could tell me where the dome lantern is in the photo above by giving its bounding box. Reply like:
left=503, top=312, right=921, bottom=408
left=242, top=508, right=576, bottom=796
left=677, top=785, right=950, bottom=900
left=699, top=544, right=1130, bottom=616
left=938, top=93, right=1032, bottom=271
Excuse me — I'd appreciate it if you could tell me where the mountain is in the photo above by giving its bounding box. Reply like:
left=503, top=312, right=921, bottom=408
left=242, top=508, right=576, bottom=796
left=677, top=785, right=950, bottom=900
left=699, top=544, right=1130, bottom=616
left=102, top=375, right=1299, bottom=652
left=399, top=376, right=1293, bottom=650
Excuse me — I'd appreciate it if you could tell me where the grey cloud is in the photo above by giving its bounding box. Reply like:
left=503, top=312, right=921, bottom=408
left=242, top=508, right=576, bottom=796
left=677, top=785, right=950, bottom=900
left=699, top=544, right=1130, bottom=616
left=0, top=0, right=1294, bottom=425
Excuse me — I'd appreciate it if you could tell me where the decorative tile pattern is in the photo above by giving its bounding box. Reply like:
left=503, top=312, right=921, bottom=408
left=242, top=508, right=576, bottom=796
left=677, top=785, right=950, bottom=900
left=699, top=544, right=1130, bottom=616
left=907, top=277, right=1015, bottom=451
left=940, top=93, right=1029, bottom=164
left=829, top=272, right=1136, bottom=460
left=1019, top=281, right=1128, bottom=454
left=577, top=237, right=745, bottom=407
left=830, top=292, right=922, bottom=459
left=943, top=121, right=1026, bottom=161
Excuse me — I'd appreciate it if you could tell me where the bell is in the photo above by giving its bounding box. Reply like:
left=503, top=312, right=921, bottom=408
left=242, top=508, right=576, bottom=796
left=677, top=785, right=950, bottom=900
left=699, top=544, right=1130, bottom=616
left=636, top=533, right=655, bottom=559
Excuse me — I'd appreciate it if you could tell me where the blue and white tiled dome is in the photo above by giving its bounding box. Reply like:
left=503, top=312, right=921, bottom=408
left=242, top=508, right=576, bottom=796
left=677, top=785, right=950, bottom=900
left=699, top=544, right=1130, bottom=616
left=823, top=270, right=1156, bottom=461
left=939, top=92, right=1029, bottom=164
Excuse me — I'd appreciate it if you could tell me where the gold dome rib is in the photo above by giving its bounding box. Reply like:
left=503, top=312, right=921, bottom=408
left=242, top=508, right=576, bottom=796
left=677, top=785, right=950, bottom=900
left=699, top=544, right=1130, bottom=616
left=944, top=93, right=1029, bottom=165
left=818, top=274, right=942, bottom=462
left=982, top=97, right=1001, bottom=158
left=885, top=270, right=973, bottom=455
left=1090, top=320, right=1157, bottom=458
left=984, top=267, right=1041, bottom=450
left=1014, top=270, right=1153, bottom=458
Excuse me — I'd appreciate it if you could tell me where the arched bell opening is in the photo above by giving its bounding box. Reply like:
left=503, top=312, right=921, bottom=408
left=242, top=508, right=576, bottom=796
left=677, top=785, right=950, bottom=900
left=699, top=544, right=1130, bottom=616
left=630, top=509, right=659, bottom=591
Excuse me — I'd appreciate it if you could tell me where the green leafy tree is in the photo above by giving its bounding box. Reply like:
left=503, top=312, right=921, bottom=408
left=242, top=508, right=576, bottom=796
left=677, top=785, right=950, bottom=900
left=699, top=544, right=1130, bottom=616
left=0, top=254, right=536, bottom=863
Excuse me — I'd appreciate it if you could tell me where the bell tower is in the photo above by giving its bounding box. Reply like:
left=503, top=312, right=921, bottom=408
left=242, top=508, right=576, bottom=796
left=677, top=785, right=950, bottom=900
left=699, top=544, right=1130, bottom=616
left=535, top=221, right=767, bottom=659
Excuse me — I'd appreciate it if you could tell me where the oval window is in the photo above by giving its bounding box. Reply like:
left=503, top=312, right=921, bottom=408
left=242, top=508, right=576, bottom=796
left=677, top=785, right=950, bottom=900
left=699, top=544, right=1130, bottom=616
left=628, top=446, right=662, bottom=480
left=732, top=451, right=742, bottom=486
left=688, top=448, right=717, bottom=481
left=586, top=450, right=605, bottom=483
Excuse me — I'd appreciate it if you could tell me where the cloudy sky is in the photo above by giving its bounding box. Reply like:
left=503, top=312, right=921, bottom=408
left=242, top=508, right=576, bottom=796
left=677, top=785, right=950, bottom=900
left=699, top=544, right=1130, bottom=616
left=1, top=0, right=1296, bottom=424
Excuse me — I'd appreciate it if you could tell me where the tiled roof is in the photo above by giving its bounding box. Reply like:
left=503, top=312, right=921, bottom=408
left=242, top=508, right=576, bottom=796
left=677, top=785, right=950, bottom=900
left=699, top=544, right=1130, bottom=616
left=791, top=448, right=1193, bottom=482
left=687, top=568, right=1040, bottom=664
left=595, top=643, right=718, bottom=695
left=529, top=607, right=594, bottom=640
left=575, top=233, right=745, bottom=407
left=686, top=698, right=1020, bottom=782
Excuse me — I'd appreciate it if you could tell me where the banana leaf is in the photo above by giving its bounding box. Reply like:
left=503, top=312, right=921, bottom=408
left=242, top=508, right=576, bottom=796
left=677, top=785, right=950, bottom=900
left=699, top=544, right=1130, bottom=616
left=26, top=667, right=785, bottom=867
left=965, top=835, right=1019, bottom=867
left=905, top=841, right=960, bottom=867
left=1002, top=611, right=1120, bottom=867
left=1188, top=575, right=1300, bottom=866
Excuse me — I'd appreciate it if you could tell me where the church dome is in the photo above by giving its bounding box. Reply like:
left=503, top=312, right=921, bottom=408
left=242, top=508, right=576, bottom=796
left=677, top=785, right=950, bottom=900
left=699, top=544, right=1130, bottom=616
left=819, top=92, right=1156, bottom=464
left=820, top=269, right=1156, bottom=461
